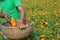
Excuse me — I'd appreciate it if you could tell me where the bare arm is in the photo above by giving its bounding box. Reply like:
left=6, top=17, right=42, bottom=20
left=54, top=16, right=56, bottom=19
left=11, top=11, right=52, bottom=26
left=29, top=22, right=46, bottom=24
left=0, top=10, right=10, bottom=22
left=0, top=10, right=5, bottom=18
left=17, top=6, right=26, bottom=29
left=0, top=10, right=3, bottom=18
left=17, top=6, right=25, bottom=22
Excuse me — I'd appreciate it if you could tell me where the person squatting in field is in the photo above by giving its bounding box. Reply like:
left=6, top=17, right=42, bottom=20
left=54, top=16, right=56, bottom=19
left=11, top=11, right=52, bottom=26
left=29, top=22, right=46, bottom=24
left=0, top=0, right=26, bottom=29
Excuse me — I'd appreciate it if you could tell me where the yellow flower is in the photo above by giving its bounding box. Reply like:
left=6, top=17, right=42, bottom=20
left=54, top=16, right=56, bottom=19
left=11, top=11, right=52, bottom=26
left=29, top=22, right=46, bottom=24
left=46, top=16, right=48, bottom=18
left=45, top=22, right=48, bottom=25
left=28, top=17, right=30, bottom=19
left=35, top=19, right=38, bottom=21
left=40, top=19, right=44, bottom=22
left=41, top=38, right=45, bottom=40
left=46, top=4, right=49, bottom=7
left=34, top=9, right=37, bottom=11
left=41, top=25, right=44, bottom=29
left=59, top=19, right=60, bottom=22
left=42, top=0, right=44, bottom=3
left=27, top=17, right=31, bottom=21
left=58, top=10, right=60, bottom=13
left=58, top=30, right=60, bottom=33
left=57, top=34, right=60, bottom=39
left=11, top=17, right=17, bottom=27
left=58, top=3, right=60, bottom=6
left=54, top=2, right=57, bottom=5
left=55, top=22, right=59, bottom=26
left=52, top=39, right=55, bottom=40
left=0, top=32, right=2, bottom=34
left=27, top=18, right=31, bottom=21
left=40, top=34, right=45, bottom=38
left=40, top=20, right=44, bottom=23
left=56, top=15, right=58, bottom=17
left=38, top=16, right=40, bottom=18
left=42, top=13, right=45, bottom=15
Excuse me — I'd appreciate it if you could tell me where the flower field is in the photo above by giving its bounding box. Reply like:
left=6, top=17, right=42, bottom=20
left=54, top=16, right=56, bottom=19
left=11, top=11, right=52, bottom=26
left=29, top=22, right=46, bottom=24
left=0, top=0, right=60, bottom=40
left=21, top=0, right=60, bottom=40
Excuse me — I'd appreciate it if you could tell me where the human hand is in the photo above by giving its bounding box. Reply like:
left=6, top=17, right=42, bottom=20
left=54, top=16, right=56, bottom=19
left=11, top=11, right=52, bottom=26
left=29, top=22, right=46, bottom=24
left=17, top=20, right=26, bottom=30
left=3, top=13, right=10, bottom=22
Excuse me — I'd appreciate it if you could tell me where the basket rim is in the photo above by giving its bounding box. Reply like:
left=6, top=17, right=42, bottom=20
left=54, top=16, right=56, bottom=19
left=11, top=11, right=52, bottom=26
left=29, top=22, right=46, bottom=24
left=0, top=20, right=33, bottom=28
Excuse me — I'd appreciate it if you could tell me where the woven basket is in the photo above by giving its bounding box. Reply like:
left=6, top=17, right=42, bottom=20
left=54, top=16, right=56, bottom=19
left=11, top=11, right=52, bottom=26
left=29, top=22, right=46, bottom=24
left=1, top=20, right=33, bottom=39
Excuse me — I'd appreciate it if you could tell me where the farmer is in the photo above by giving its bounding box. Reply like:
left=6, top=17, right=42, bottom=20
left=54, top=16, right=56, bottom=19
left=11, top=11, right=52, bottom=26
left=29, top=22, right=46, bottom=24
left=0, top=0, right=25, bottom=29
